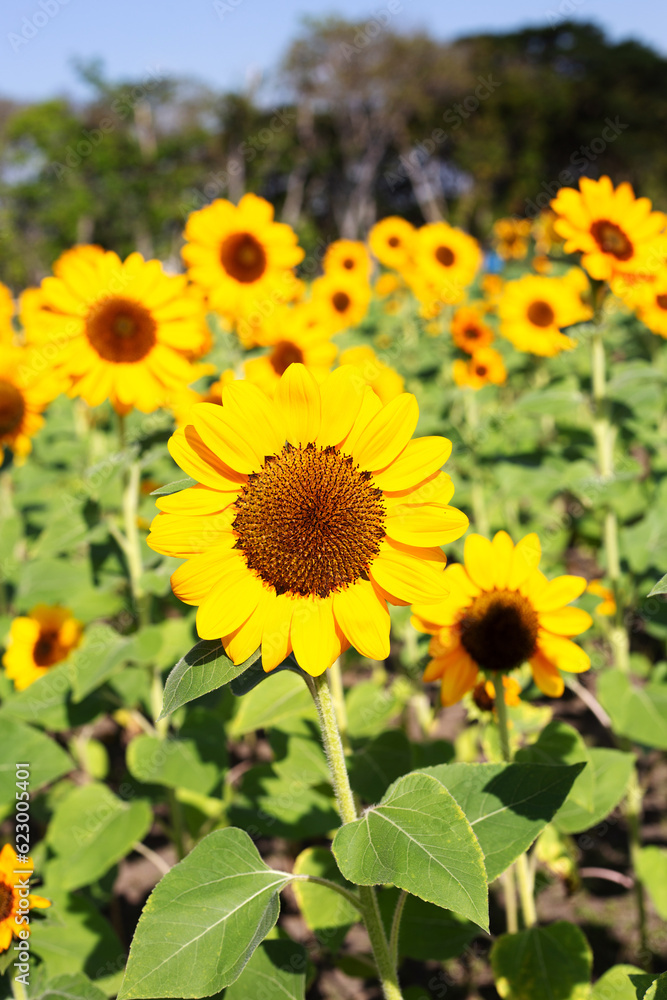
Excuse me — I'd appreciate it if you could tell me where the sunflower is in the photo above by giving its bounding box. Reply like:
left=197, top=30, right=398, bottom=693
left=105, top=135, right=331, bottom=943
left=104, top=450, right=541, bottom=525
left=338, top=345, right=404, bottom=404
left=148, top=364, right=468, bottom=676
left=182, top=194, right=304, bottom=323
left=412, top=531, right=592, bottom=705
left=631, top=277, right=667, bottom=337
left=551, top=176, right=666, bottom=281
left=450, top=306, right=494, bottom=353
left=586, top=579, right=616, bottom=617
left=472, top=675, right=522, bottom=712
left=414, top=223, right=482, bottom=305
left=453, top=347, right=506, bottom=390
left=310, top=273, right=371, bottom=332
left=498, top=274, right=592, bottom=357
left=0, top=283, right=14, bottom=344
left=243, top=302, right=338, bottom=394
left=492, top=218, right=532, bottom=261
left=0, top=344, right=63, bottom=460
left=368, top=217, right=416, bottom=272
left=3, top=605, right=83, bottom=691
left=323, top=240, right=372, bottom=281
left=22, top=247, right=208, bottom=414
left=0, top=844, right=50, bottom=952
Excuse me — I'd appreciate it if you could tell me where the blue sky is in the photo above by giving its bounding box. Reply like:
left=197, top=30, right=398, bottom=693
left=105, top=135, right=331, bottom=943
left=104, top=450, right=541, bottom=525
left=2, top=0, right=666, bottom=102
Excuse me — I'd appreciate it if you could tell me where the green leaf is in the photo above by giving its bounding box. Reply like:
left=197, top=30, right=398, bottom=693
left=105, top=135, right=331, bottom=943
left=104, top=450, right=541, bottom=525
left=516, top=720, right=593, bottom=810
left=46, top=783, right=152, bottom=890
left=229, top=670, right=316, bottom=737
left=491, top=921, right=592, bottom=1000
left=119, top=828, right=291, bottom=999
left=345, top=680, right=401, bottom=738
left=229, top=655, right=309, bottom=696
left=635, top=846, right=667, bottom=920
left=591, top=966, right=645, bottom=1000
left=0, top=719, right=71, bottom=806
left=33, top=973, right=108, bottom=1000
left=268, top=730, right=330, bottom=787
left=224, top=939, right=307, bottom=1000
left=348, top=730, right=413, bottom=803
left=159, top=640, right=260, bottom=719
left=597, top=670, right=667, bottom=750
left=332, top=771, right=488, bottom=930
left=69, top=624, right=132, bottom=702
left=377, top=887, right=477, bottom=962
left=648, top=574, right=667, bottom=597
left=422, top=761, right=585, bottom=881
left=126, top=733, right=224, bottom=796
left=553, top=748, right=634, bottom=835
left=149, top=477, right=197, bottom=496
left=229, top=764, right=338, bottom=839
left=630, top=973, right=667, bottom=1000
left=0, top=662, right=103, bottom=731
left=292, top=847, right=358, bottom=952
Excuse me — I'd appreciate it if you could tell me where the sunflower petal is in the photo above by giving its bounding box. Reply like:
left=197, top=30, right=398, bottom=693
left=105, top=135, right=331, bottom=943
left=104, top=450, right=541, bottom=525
left=436, top=646, right=479, bottom=706
left=351, top=393, right=419, bottom=471
left=333, top=579, right=390, bottom=660
left=317, top=365, right=365, bottom=447
left=196, top=559, right=265, bottom=642
left=291, top=597, right=341, bottom=675
left=463, top=534, right=494, bottom=590
left=530, top=650, right=565, bottom=697
left=274, top=363, right=321, bottom=445
left=372, top=436, right=453, bottom=491
left=492, top=531, right=515, bottom=589
left=261, top=592, right=294, bottom=672
left=536, top=631, right=590, bottom=673
left=369, top=539, right=448, bottom=604
left=532, top=574, right=588, bottom=612
left=385, top=503, right=469, bottom=547
left=507, top=533, right=541, bottom=589
left=539, top=606, right=593, bottom=636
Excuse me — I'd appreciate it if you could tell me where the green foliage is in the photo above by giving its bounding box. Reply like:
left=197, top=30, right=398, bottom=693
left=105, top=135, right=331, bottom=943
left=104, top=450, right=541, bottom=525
left=597, top=670, right=667, bottom=750
left=491, top=922, right=592, bottom=1000
left=159, top=639, right=260, bottom=719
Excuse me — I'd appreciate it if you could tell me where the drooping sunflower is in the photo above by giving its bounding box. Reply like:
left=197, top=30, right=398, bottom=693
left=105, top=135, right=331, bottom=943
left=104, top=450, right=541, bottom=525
left=368, top=217, right=416, bottom=272
left=3, top=605, right=83, bottom=691
left=0, top=344, right=63, bottom=460
left=338, top=345, right=404, bottom=404
left=492, top=217, right=532, bottom=261
left=243, top=302, right=338, bottom=394
left=453, top=347, right=506, bottom=390
left=148, top=364, right=469, bottom=676
left=310, top=273, right=371, bottom=332
left=323, top=240, right=372, bottom=281
left=450, top=306, right=494, bottom=354
left=414, top=223, right=482, bottom=305
left=498, top=274, right=592, bottom=356
left=22, top=247, right=209, bottom=413
left=0, top=844, right=50, bottom=952
left=182, top=194, right=304, bottom=322
left=412, top=531, right=592, bottom=705
left=551, top=176, right=666, bottom=281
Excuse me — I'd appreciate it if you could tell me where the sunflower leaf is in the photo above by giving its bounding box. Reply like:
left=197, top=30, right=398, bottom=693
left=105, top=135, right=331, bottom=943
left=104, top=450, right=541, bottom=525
left=149, top=477, right=197, bottom=497
left=118, top=828, right=291, bottom=999
left=332, top=770, right=489, bottom=930
left=491, top=921, right=592, bottom=1000
left=159, top=640, right=260, bottom=719
left=648, top=573, right=667, bottom=597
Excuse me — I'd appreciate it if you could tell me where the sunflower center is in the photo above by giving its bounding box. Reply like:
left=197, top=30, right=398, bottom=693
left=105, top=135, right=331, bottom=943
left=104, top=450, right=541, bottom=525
left=269, top=340, right=304, bottom=376
left=220, top=232, right=267, bottom=283
left=388, top=236, right=400, bottom=248
left=464, top=326, right=480, bottom=340
left=656, top=294, right=667, bottom=311
left=33, top=630, right=65, bottom=667
left=459, top=589, right=539, bottom=673
left=332, top=291, right=351, bottom=313
left=343, top=258, right=355, bottom=270
left=527, top=300, right=555, bottom=327
left=475, top=364, right=488, bottom=377
left=233, top=443, right=386, bottom=598
left=0, top=881, right=14, bottom=922
left=86, top=298, right=157, bottom=363
left=590, top=220, right=633, bottom=261
left=435, top=245, right=455, bottom=267
left=0, top=379, right=26, bottom=435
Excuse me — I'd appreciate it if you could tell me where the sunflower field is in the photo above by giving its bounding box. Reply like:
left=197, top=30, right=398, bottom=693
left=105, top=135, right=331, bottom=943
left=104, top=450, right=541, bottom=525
left=0, top=174, right=667, bottom=1000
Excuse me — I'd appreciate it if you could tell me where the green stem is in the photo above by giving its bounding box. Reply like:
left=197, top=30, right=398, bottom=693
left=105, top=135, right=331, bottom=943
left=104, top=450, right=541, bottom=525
left=12, top=976, right=28, bottom=1000
left=292, top=874, right=363, bottom=913
left=167, top=788, right=186, bottom=860
left=328, top=657, right=350, bottom=752
left=307, top=673, right=403, bottom=1000
left=503, top=865, right=519, bottom=934
left=494, top=680, right=511, bottom=763
left=389, top=890, right=408, bottom=969
left=625, top=767, right=650, bottom=966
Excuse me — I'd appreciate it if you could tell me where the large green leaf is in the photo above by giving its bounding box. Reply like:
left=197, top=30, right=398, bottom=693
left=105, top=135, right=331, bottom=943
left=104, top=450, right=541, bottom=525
left=648, top=573, right=667, bottom=597
left=597, top=669, right=667, bottom=750
left=69, top=624, right=132, bottom=702
left=553, top=748, right=634, bottom=835
left=630, top=973, right=667, bottom=1000
left=224, top=939, right=307, bottom=1000
left=119, top=828, right=291, bottom=999
left=491, top=921, right=592, bottom=1000
left=345, top=680, right=401, bottom=738
left=591, top=967, right=645, bottom=1000
left=332, top=771, right=488, bottom=929
left=0, top=718, right=71, bottom=807
left=32, top=973, right=108, bottom=1000
left=422, top=761, right=585, bottom=881
left=30, top=890, right=123, bottom=981
left=635, top=846, right=667, bottom=920
left=229, top=670, right=316, bottom=737
left=46, top=783, right=152, bottom=890
left=159, top=640, right=260, bottom=719
left=516, top=720, right=593, bottom=809
left=229, top=764, right=338, bottom=839
left=292, top=847, right=358, bottom=952
left=126, top=732, right=224, bottom=796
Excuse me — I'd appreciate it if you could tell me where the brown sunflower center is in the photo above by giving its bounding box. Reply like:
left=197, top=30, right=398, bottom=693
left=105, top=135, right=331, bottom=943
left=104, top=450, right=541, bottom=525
left=0, top=880, right=14, bottom=922
left=387, top=236, right=400, bottom=248
left=0, top=379, right=26, bottom=436
left=86, top=297, right=157, bottom=363
left=269, top=340, right=304, bottom=376
left=220, top=232, right=267, bottom=283
left=332, top=291, right=351, bottom=314
left=435, top=245, right=456, bottom=267
left=527, top=300, right=555, bottom=328
left=33, top=630, right=66, bottom=668
left=459, top=589, right=539, bottom=673
left=475, top=365, right=488, bottom=377
left=233, top=443, right=386, bottom=598
left=590, top=220, right=633, bottom=261
left=656, top=294, right=667, bottom=311
left=464, top=326, right=481, bottom=340
left=343, top=257, right=355, bottom=270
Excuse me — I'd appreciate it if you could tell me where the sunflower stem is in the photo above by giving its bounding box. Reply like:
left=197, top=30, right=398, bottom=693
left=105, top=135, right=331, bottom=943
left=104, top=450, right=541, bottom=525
left=328, top=657, right=351, bottom=751
left=389, top=890, right=408, bottom=969
left=625, top=766, right=650, bottom=967
left=307, top=672, right=404, bottom=1000
left=503, top=865, right=519, bottom=934
left=11, top=975, right=28, bottom=1000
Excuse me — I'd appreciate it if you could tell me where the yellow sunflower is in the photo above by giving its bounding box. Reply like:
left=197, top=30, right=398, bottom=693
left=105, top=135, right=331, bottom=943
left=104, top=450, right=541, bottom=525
left=368, top=217, right=416, bottom=272
left=338, top=345, right=404, bottom=404
left=498, top=274, right=592, bottom=356
left=0, top=283, right=15, bottom=345
left=148, top=364, right=468, bottom=676
left=413, top=223, right=482, bottom=305
left=3, top=605, right=82, bottom=691
left=0, top=844, right=50, bottom=952
left=310, top=273, right=371, bottom=332
left=450, top=305, right=494, bottom=353
left=412, top=531, right=592, bottom=705
left=323, top=240, right=372, bottom=281
left=243, top=302, right=338, bottom=395
left=586, top=579, right=616, bottom=617
left=182, top=194, right=304, bottom=323
left=0, top=344, right=63, bottom=460
left=453, top=347, right=506, bottom=390
left=22, top=247, right=208, bottom=414
left=492, top=218, right=532, bottom=261
left=551, top=176, right=666, bottom=281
